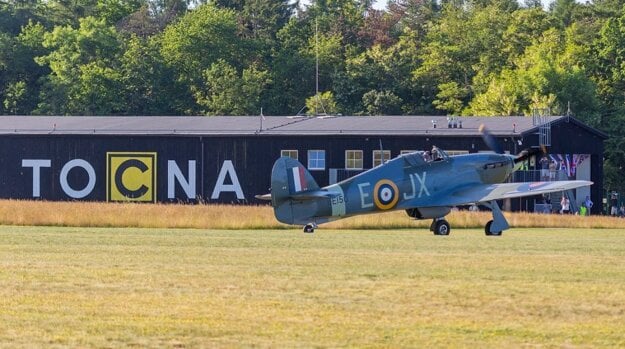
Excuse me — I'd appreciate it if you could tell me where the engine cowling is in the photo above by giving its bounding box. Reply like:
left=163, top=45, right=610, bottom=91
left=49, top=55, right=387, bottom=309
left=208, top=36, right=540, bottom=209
left=406, top=207, right=451, bottom=220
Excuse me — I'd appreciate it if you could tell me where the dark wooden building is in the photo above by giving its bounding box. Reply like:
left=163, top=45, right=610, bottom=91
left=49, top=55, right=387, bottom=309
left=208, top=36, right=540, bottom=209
left=0, top=115, right=606, bottom=213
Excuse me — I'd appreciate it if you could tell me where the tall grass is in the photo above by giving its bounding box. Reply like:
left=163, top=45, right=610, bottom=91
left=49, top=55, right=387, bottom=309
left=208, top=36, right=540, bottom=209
left=0, top=200, right=623, bottom=229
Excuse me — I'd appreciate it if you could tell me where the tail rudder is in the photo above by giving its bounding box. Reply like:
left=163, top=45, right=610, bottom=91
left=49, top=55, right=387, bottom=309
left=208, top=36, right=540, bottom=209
left=271, top=157, right=320, bottom=205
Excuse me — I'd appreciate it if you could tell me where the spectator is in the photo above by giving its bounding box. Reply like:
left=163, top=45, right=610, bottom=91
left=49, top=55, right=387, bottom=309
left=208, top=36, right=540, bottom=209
left=620, top=205, right=625, bottom=218
left=540, top=156, right=550, bottom=181
left=560, top=195, right=570, bottom=214
left=549, top=160, right=557, bottom=181
left=583, top=195, right=593, bottom=215
left=610, top=191, right=619, bottom=216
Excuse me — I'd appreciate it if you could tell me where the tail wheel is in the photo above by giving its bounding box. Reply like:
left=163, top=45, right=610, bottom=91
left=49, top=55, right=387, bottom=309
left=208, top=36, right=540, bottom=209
left=433, top=220, right=450, bottom=236
left=484, top=220, right=502, bottom=236
left=303, top=224, right=315, bottom=233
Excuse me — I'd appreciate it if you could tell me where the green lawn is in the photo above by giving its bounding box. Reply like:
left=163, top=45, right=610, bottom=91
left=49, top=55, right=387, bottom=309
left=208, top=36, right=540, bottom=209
left=1, top=227, right=624, bottom=347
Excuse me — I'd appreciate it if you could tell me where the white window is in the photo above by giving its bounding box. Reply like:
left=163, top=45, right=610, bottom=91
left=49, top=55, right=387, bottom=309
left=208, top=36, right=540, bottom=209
left=308, top=150, right=325, bottom=170
left=446, top=150, right=469, bottom=156
left=281, top=150, right=298, bottom=160
left=373, top=150, right=391, bottom=167
left=345, top=150, right=363, bottom=170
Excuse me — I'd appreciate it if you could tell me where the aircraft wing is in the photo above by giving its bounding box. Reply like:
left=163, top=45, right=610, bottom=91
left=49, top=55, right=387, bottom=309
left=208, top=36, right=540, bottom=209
left=427, top=180, right=592, bottom=207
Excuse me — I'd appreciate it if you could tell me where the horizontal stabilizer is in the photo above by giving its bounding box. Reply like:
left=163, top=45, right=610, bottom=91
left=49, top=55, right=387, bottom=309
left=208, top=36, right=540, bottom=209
left=255, top=193, right=272, bottom=201
left=289, top=190, right=333, bottom=201
left=255, top=190, right=334, bottom=202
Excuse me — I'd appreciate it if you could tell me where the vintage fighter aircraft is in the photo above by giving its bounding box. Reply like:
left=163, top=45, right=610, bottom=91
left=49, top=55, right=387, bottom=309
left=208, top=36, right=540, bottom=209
left=256, top=128, right=592, bottom=236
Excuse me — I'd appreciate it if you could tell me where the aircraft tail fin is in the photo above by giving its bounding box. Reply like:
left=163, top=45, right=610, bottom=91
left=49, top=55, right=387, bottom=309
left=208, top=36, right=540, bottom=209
left=269, top=157, right=321, bottom=224
left=271, top=157, right=320, bottom=203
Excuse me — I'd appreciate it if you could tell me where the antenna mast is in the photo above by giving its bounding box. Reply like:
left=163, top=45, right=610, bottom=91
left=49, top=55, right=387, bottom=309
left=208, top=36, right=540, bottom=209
left=315, top=18, right=319, bottom=117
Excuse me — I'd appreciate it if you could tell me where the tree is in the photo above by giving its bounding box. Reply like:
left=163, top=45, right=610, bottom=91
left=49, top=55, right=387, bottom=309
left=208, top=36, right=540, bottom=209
left=195, top=59, right=271, bottom=115
left=468, top=28, right=599, bottom=117
left=433, top=82, right=466, bottom=115
left=414, top=4, right=512, bottom=111
left=306, top=91, right=338, bottom=115
left=362, top=90, right=403, bottom=115
left=3, top=80, right=27, bottom=114
left=35, top=16, right=124, bottom=114
left=159, top=4, right=249, bottom=113
left=119, top=35, right=181, bottom=115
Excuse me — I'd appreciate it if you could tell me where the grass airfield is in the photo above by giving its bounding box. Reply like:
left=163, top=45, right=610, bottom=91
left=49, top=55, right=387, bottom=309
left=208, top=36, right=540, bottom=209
left=1, top=227, right=625, bottom=347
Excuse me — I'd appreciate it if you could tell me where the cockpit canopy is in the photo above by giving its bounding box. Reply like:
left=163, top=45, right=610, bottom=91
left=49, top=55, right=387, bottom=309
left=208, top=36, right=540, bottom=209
left=400, top=147, right=449, bottom=166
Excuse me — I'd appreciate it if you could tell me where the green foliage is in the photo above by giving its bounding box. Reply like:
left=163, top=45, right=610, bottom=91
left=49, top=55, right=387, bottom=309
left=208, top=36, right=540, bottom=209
left=195, top=59, right=271, bottom=115
left=0, top=0, right=622, bottom=197
left=433, top=82, right=466, bottom=115
left=160, top=4, right=244, bottom=80
left=306, top=91, right=338, bottom=115
left=3, top=81, right=27, bottom=114
left=468, top=28, right=599, bottom=117
left=362, top=90, right=403, bottom=115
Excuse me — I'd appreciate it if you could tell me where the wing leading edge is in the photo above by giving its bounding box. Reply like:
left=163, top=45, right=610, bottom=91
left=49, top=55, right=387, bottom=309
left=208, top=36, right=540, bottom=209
left=427, top=180, right=592, bottom=207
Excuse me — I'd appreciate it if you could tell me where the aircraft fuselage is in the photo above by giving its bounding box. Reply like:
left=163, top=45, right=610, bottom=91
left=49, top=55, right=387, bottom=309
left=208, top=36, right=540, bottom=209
left=310, top=153, right=516, bottom=222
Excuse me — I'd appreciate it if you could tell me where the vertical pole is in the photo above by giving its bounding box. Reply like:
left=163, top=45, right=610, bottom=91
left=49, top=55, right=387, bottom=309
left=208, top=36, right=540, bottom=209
left=315, top=18, right=319, bottom=117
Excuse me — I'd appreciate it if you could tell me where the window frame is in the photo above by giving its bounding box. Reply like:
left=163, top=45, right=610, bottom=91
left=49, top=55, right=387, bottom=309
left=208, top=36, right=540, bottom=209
left=345, top=150, right=363, bottom=170
left=281, top=149, right=298, bottom=160
left=372, top=150, right=391, bottom=167
left=307, top=149, right=326, bottom=170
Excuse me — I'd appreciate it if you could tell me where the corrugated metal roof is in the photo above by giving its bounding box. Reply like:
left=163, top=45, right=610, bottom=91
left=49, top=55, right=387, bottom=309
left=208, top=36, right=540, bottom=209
left=0, top=115, right=595, bottom=137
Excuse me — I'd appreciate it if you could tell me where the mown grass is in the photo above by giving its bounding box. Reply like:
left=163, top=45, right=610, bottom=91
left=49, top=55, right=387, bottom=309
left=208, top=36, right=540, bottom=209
left=0, top=199, right=624, bottom=229
left=0, top=226, right=624, bottom=347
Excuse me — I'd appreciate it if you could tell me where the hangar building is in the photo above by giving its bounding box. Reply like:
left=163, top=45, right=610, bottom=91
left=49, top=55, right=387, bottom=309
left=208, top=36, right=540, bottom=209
left=0, top=115, right=606, bottom=214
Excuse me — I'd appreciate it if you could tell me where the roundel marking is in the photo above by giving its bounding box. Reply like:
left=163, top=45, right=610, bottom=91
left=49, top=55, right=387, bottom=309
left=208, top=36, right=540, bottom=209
left=373, top=179, right=399, bottom=210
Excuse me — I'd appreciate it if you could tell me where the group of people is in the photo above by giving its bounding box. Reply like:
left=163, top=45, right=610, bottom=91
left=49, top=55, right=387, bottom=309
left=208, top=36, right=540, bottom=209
left=539, top=156, right=558, bottom=181
left=560, top=194, right=594, bottom=215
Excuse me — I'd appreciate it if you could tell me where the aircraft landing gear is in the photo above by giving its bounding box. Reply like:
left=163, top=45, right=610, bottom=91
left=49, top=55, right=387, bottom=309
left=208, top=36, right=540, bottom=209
left=482, top=200, right=509, bottom=236
left=431, top=219, right=450, bottom=236
left=303, top=223, right=316, bottom=233
left=484, top=220, right=502, bottom=236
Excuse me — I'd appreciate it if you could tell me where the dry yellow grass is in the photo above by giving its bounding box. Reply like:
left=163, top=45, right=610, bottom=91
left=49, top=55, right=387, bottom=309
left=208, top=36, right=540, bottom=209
left=0, top=199, right=623, bottom=229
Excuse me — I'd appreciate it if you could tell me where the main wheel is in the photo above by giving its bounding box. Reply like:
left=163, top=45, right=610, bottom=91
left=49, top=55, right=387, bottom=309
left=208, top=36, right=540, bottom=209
left=303, top=224, right=315, bottom=233
left=484, top=220, right=502, bottom=236
left=433, top=220, right=450, bottom=236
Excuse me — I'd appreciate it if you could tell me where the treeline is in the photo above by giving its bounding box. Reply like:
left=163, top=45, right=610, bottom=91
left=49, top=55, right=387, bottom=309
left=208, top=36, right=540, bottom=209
left=1, top=0, right=625, bottom=189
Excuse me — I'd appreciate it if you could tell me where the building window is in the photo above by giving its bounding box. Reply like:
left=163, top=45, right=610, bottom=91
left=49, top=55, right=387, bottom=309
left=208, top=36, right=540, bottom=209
left=446, top=150, right=469, bottom=156
left=401, top=150, right=416, bottom=155
left=345, top=150, right=363, bottom=170
left=308, top=150, right=326, bottom=170
left=281, top=150, right=298, bottom=160
left=373, top=150, right=391, bottom=167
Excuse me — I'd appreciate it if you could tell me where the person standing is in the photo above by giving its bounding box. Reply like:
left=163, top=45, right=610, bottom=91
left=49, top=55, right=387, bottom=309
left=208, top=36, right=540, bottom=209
left=584, top=195, right=593, bottom=215
left=560, top=195, right=570, bottom=214
left=549, top=160, right=557, bottom=181
left=540, top=156, right=550, bottom=181
left=610, top=191, right=619, bottom=216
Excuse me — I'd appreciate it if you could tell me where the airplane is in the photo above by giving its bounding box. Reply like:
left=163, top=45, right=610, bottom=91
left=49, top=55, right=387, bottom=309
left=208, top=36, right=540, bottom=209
left=256, top=127, right=592, bottom=236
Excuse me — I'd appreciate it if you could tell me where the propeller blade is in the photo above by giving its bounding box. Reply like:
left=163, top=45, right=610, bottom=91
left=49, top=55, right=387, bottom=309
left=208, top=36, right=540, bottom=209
left=479, top=124, right=504, bottom=154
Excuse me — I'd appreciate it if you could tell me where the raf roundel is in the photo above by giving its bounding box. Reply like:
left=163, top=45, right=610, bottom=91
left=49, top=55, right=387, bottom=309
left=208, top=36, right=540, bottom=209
left=373, top=179, right=399, bottom=210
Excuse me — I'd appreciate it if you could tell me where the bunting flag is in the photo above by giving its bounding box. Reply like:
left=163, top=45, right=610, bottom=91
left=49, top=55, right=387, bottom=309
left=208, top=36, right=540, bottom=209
left=547, top=154, right=590, bottom=179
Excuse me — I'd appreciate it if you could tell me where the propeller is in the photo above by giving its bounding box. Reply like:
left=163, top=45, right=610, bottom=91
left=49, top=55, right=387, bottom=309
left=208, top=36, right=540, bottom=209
left=479, top=124, right=504, bottom=154
left=479, top=123, right=547, bottom=163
